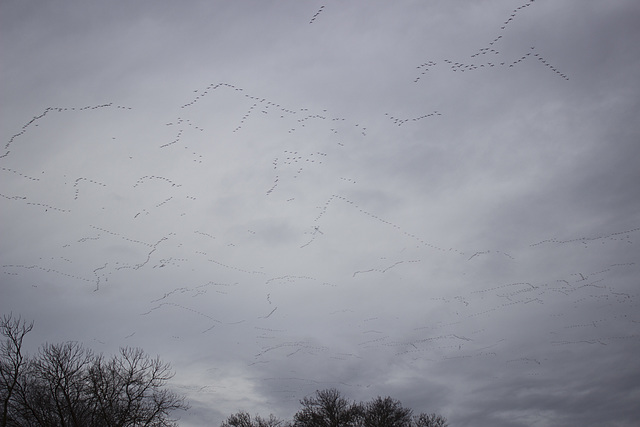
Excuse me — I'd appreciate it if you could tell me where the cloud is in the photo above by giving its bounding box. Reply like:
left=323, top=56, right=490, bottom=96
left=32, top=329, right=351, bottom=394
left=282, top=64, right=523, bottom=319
left=2, top=1, right=639, bottom=426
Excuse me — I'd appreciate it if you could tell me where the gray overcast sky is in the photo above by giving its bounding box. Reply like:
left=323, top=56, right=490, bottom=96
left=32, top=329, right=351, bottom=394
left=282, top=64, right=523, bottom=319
left=2, top=1, right=639, bottom=426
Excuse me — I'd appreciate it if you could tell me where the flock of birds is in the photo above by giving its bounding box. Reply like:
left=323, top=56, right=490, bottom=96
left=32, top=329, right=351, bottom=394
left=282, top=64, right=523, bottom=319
left=309, top=5, right=325, bottom=24
left=413, top=0, right=569, bottom=83
left=2, top=0, right=638, bottom=417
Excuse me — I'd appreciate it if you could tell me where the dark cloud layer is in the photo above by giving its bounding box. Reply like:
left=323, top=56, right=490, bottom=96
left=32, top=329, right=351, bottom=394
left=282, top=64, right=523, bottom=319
left=2, top=1, right=639, bottom=426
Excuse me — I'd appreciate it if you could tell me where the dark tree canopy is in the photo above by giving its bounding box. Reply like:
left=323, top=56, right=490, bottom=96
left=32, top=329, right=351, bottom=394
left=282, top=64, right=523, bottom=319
left=228, top=389, right=447, bottom=427
left=362, top=396, right=413, bottom=427
left=412, top=413, right=448, bottom=427
left=221, top=410, right=288, bottom=427
left=0, top=314, right=33, bottom=427
left=0, top=314, right=188, bottom=427
left=293, top=389, right=362, bottom=427
left=25, top=341, right=95, bottom=426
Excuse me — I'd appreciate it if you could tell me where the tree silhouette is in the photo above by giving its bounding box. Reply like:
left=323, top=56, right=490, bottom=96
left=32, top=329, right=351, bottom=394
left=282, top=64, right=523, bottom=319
left=0, top=314, right=188, bottom=427
left=221, top=410, right=288, bottom=427
left=87, top=346, right=187, bottom=426
left=28, top=341, right=95, bottom=425
left=225, top=390, right=447, bottom=427
left=293, top=389, right=362, bottom=427
left=412, top=412, right=448, bottom=427
left=0, top=314, right=33, bottom=427
left=362, top=396, right=413, bottom=427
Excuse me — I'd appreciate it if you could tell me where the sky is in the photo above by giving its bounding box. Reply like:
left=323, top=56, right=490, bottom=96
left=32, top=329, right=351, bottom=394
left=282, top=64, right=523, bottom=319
left=1, top=1, right=640, bottom=426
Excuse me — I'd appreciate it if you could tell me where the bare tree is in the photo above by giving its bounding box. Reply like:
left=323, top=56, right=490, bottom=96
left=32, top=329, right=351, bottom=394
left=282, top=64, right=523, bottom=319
left=23, top=341, right=94, bottom=426
left=221, top=411, right=255, bottom=427
left=293, top=389, right=362, bottom=427
left=221, top=410, right=288, bottom=427
left=2, top=315, right=188, bottom=427
left=223, top=390, right=447, bottom=427
left=362, top=396, right=412, bottom=427
left=0, top=313, right=33, bottom=427
left=411, top=413, right=448, bottom=427
left=16, top=344, right=188, bottom=427
left=88, top=346, right=188, bottom=427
